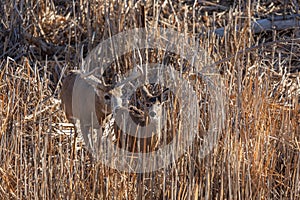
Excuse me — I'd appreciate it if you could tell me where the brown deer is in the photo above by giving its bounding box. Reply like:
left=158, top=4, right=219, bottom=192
left=60, top=71, right=113, bottom=154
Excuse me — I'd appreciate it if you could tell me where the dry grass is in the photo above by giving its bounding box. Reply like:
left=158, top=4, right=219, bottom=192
left=0, top=0, right=299, bottom=199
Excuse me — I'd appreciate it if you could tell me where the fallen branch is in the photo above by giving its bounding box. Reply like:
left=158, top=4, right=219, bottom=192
left=215, top=14, right=300, bottom=37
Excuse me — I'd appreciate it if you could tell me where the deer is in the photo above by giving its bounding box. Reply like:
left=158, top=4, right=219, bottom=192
left=60, top=68, right=143, bottom=155
left=60, top=71, right=113, bottom=155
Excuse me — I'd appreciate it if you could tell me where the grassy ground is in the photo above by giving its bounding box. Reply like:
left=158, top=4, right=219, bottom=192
left=0, top=0, right=299, bottom=199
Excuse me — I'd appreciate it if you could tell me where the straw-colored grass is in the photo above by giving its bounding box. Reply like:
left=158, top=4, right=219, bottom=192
left=0, top=0, right=299, bottom=199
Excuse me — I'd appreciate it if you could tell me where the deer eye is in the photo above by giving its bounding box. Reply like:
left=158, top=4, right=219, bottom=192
left=145, top=102, right=151, bottom=108
left=104, top=94, right=111, bottom=101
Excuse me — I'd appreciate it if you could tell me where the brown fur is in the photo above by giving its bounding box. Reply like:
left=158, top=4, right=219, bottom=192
left=60, top=71, right=112, bottom=154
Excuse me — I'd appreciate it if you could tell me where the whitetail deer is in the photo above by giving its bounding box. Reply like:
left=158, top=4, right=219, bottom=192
left=60, top=71, right=113, bottom=153
left=112, top=85, right=175, bottom=153
left=60, top=69, right=142, bottom=154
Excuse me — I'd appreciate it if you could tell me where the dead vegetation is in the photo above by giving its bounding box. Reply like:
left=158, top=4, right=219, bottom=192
left=0, top=0, right=299, bottom=199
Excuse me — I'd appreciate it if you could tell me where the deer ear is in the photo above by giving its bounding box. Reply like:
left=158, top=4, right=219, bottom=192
left=92, top=84, right=112, bottom=95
